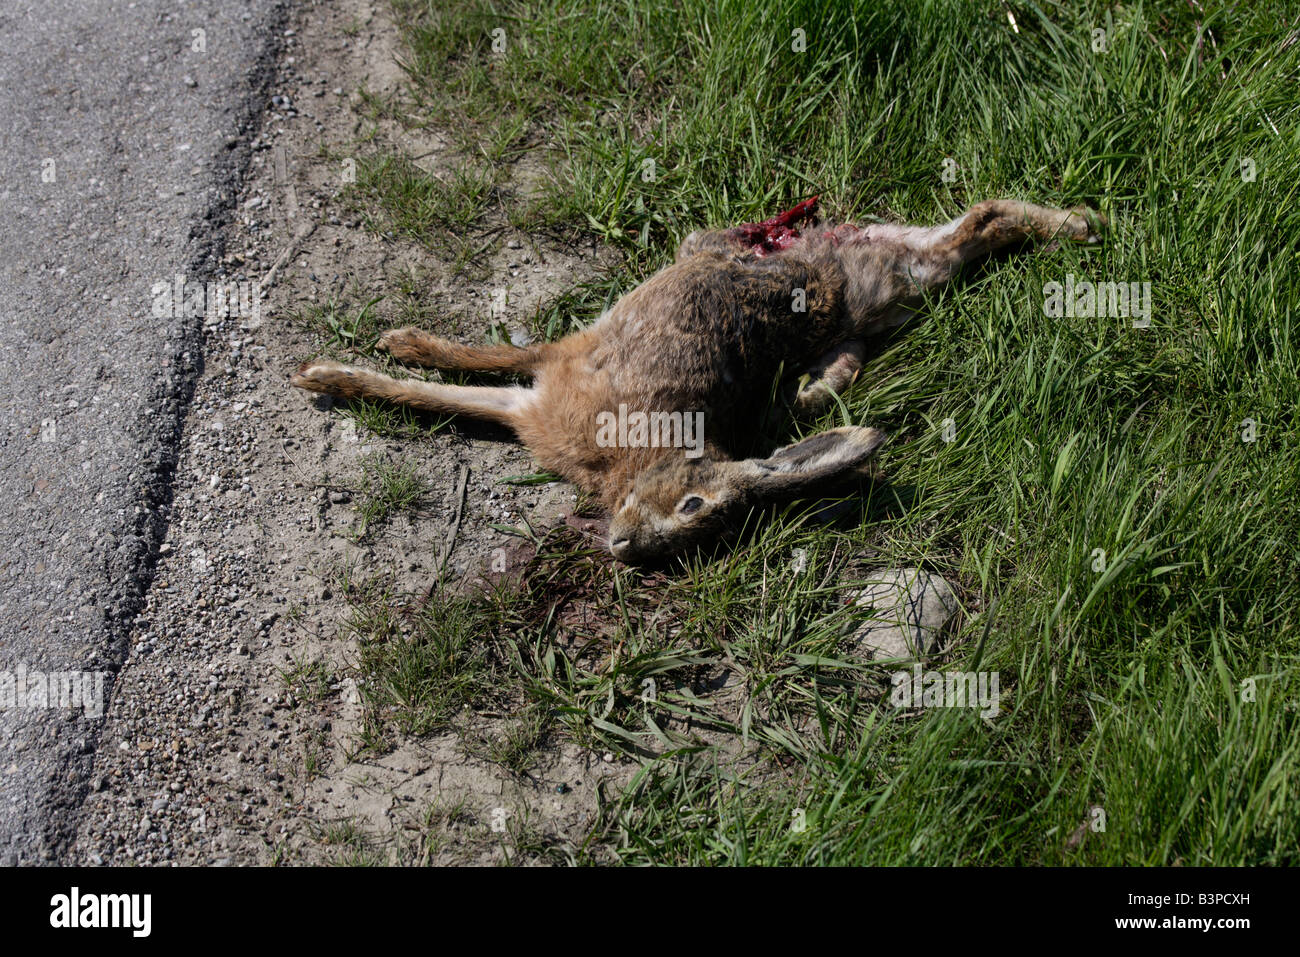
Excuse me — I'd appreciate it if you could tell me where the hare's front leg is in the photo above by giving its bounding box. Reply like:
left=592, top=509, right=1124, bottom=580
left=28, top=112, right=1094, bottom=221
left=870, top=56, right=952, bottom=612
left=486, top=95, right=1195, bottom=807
left=291, top=359, right=531, bottom=428
left=792, top=340, right=866, bottom=416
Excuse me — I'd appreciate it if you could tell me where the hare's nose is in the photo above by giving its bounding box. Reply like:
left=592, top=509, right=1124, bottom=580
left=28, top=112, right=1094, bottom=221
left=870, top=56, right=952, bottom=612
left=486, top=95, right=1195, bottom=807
left=610, top=536, right=640, bottom=562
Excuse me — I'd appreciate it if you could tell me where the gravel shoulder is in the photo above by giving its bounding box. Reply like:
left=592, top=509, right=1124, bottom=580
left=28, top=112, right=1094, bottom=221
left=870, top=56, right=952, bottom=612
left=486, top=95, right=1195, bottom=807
left=71, top=0, right=634, bottom=866
left=0, top=0, right=290, bottom=865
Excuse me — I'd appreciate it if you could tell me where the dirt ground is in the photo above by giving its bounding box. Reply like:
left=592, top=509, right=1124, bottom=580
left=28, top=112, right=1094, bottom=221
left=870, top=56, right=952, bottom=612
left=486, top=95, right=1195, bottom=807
left=71, top=0, right=637, bottom=866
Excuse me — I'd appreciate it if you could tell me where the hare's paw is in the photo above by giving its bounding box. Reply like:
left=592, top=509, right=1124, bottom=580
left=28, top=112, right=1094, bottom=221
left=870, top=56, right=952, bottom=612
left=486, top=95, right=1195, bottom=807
left=1065, top=206, right=1107, bottom=244
left=290, top=359, right=363, bottom=398
left=791, top=377, right=833, bottom=417
left=377, top=326, right=433, bottom=364
left=789, top=341, right=865, bottom=418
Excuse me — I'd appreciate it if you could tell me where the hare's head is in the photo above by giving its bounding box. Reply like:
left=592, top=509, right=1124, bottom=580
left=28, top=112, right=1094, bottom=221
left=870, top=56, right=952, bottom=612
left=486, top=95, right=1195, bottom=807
left=607, top=426, right=886, bottom=563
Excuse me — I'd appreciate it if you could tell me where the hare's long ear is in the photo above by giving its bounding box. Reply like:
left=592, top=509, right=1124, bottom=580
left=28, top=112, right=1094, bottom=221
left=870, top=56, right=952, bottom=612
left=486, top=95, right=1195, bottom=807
left=735, top=427, right=886, bottom=501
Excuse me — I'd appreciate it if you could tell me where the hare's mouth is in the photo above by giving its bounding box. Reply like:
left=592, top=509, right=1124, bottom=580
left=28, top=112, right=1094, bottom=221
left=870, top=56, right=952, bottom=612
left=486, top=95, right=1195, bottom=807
left=609, top=534, right=662, bottom=565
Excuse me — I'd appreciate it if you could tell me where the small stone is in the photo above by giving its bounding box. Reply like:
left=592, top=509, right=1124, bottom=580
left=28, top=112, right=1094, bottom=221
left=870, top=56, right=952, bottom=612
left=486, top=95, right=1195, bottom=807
left=843, top=567, right=959, bottom=662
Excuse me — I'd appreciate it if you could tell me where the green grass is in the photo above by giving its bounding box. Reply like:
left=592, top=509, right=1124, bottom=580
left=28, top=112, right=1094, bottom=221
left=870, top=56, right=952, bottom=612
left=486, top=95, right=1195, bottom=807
left=279, top=654, right=335, bottom=706
left=345, top=576, right=501, bottom=745
left=291, top=292, right=454, bottom=438
left=353, top=455, right=429, bottom=538
left=355, top=154, right=500, bottom=242
left=295, top=293, right=388, bottom=353
left=317, top=818, right=386, bottom=866
left=324, top=0, right=1300, bottom=865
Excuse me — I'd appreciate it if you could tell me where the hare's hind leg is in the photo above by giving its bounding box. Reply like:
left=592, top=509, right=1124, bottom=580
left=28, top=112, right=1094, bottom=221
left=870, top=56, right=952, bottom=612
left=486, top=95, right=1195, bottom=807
left=839, top=201, right=1105, bottom=336
left=291, top=359, right=531, bottom=428
left=935, top=199, right=1103, bottom=253
left=378, top=326, right=548, bottom=375
left=897, top=200, right=1106, bottom=288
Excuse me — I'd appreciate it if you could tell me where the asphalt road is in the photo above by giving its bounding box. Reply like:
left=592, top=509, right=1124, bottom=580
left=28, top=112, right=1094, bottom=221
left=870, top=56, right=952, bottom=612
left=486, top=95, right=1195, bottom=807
left=0, top=0, right=288, bottom=864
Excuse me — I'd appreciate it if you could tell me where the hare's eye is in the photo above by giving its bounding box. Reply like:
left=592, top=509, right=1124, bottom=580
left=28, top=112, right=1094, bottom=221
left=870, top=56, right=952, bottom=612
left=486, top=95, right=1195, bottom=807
left=679, top=496, right=704, bottom=515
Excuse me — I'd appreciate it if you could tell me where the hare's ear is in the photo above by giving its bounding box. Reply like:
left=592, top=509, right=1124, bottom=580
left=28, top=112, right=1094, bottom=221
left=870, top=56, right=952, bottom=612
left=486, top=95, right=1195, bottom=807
left=736, top=427, right=885, bottom=501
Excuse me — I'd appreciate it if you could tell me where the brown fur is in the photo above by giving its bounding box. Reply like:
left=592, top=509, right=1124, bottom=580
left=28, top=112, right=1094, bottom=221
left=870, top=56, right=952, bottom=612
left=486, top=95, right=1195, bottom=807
left=292, top=199, right=1104, bottom=561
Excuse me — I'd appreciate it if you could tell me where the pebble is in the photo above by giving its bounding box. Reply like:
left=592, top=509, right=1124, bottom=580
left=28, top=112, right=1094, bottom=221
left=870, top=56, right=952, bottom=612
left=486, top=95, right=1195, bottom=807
left=843, top=567, right=959, bottom=662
